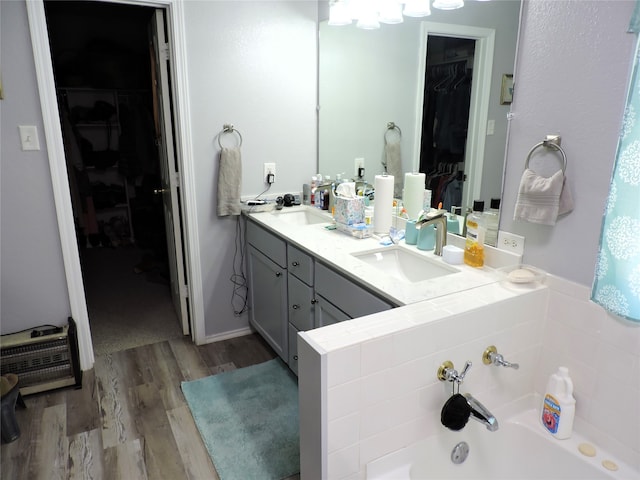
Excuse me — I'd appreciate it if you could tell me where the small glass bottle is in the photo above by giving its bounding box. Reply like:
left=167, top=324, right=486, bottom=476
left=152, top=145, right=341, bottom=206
left=483, top=198, right=501, bottom=247
left=464, top=200, right=486, bottom=267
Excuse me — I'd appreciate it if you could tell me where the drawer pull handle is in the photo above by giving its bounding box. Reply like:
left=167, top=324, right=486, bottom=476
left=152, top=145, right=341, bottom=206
left=311, top=299, right=318, bottom=304
left=291, top=261, right=300, bottom=267
left=276, top=271, right=282, bottom=277
left=292, top=304, right=300, bottom=310
left=293, top=355, right=298, bottom=361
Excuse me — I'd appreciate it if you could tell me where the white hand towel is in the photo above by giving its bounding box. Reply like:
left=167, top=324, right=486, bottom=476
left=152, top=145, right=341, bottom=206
left=384, top=141, right=403, bottom=198
left=217, top=147, right=242, bottom=216
left=513, top=168, right=569, bottom=225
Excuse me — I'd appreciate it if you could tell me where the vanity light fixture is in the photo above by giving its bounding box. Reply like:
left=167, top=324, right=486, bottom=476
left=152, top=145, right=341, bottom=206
left=328, top=0, right=353, bottom=25
left=432, top=0, right=464, bottom=10
left=403, top=0, right=432, bottom=17
left=328, top=0, right=490, bottom=29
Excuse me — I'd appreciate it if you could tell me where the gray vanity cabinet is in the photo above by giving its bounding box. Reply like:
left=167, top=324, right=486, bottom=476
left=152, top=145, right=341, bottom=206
left=246, top=222, right=288, bottom=361
left=246, top=216, right=396, bottom=374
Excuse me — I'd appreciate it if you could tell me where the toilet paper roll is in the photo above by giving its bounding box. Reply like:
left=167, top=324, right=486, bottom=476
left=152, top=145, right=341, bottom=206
left=403, top=173, right=426, bottom=220
left=374, top=174, right=394, bottom=234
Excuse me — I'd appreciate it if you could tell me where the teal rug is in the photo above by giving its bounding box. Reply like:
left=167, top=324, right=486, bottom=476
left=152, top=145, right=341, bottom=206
left=181, top=358, right=299, bottom=480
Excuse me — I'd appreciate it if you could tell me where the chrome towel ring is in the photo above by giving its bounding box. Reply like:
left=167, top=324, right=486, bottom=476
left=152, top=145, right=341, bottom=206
left=217, top=124, right=243, bottom=149
left=525, top=136, right=567, bottom=174
left=384, top=121, right=402, bottom=144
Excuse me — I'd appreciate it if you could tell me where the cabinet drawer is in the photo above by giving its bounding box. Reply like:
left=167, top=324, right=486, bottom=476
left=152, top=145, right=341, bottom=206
left=287, top=244, right=314, bottom=285
left=288, top=274, right=314, bottom=331
left=315, top=262, right=393, bottom=319
left=246, top=220, right=286, bottom=268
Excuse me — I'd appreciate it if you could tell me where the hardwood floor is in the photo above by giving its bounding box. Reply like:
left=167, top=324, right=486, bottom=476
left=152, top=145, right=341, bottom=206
left=1, top=334, right=300, bottom=480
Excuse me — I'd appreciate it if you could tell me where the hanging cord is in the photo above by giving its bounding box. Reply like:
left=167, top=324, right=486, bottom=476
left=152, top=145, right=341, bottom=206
left=230, top=215, right=248, bottom=316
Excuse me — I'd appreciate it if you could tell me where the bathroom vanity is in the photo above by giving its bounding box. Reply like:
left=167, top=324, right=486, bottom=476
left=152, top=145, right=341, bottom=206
left=246, top=216, right=395, bottom=374
left=244, top=205, right=515, bottom=375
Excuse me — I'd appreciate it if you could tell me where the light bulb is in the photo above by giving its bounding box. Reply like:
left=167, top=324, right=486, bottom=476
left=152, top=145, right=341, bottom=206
left=403, top=0, right=431, bottom=17
left=433, top=0, right=465, bottom=10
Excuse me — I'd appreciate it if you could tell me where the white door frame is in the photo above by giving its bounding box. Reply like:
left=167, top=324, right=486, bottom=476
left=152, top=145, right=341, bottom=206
left=26, top=0, right=205, bottom=370
left=413, top=22, right=496, bottom=209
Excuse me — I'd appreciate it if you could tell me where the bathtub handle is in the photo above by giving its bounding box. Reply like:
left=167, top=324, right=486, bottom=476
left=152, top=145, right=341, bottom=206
left=483, top=346, right=520, bottom=370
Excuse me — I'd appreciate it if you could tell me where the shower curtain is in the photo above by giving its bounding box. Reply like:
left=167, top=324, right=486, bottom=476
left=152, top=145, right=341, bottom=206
left=591, top=1, right=640, bottom=322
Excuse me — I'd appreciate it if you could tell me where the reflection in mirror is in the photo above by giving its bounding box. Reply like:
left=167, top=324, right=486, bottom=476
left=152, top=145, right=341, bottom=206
left=318, top=0, right=521, bottom=222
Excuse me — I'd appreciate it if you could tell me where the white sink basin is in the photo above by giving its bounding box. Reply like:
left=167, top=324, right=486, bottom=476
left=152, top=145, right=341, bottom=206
left=275, top=208, right=332, bottom=225
left=352, top=246, right=459, bottom=282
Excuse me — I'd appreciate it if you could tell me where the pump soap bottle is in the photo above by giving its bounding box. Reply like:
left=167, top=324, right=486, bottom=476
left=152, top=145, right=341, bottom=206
left=463, top=200, right=485, bottom=267
left=541, top=367, right=576, bottom=439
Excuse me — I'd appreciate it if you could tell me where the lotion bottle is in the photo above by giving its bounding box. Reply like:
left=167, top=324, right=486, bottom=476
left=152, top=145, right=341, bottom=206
left=463, top=200, right=485, bottom=267
left=541, top=367, right=576, bottom=439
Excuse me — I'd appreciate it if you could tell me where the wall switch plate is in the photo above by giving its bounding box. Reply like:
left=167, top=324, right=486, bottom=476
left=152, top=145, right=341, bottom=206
left=19, top=125, right=40, bottom=151
left=497, top=231, right=525, bottom=255
left=263, top=162, right=276, bottom=182
left=354, top=157, right=365, bottom=177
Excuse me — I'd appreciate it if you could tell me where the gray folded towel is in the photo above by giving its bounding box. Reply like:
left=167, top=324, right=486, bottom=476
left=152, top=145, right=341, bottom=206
left=217, top=147, right=242, bottom=216
left=514, top=168, right=573, bottom=225
left=385, top=141, right=403, bottom=198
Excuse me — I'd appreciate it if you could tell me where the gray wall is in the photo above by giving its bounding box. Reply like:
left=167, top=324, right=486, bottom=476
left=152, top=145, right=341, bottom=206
left=1, top=1, right=71, bottom=333
left=501, top=0, right=637, bottom=286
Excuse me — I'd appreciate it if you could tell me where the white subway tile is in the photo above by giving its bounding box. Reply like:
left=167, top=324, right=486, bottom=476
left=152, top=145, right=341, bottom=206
left=328, top=413, right=360, bottom=453
left=328, top=380, right=361, bottom=421
left=361, top=336, right=394, bottom=377
left=327, top=345, right=361, bottom=387
left=327, top=444, right=360, bottom=480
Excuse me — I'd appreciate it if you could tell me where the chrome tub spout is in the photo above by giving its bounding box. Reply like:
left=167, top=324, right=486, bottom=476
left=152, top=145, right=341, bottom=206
left=463, top=393, right=499, bottom=432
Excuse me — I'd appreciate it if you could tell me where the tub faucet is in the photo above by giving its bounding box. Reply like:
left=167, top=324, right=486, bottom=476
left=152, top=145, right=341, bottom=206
left=463, top=393, right=499, bottom=432
left=415, top=212, right=447, bottom=256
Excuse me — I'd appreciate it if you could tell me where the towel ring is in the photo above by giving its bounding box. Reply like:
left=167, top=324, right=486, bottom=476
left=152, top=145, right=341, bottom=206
left=525, top=140, right=567, bottom=174
left=384, top=122, right=402, bottom=144
left=218, top=124, right=243, bottom=149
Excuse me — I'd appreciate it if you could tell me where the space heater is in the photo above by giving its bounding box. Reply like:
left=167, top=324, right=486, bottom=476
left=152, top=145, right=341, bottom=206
left=1, top=317, right=82, bottom=395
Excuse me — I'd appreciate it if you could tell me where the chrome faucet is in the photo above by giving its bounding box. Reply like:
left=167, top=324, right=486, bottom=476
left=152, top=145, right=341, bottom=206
left=416, top=212, right=448, bottom=256
left=463, top=393, right=499, bottom=432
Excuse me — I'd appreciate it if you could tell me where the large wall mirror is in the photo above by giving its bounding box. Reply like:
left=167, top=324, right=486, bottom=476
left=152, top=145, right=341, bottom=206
left=318, top=0, right=521, bottom=221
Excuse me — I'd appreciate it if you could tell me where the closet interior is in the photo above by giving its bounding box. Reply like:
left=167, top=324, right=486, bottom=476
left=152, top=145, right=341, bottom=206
left=45, top=1, right=181, bottom=354
left=419, top=35, right=476, bottom=212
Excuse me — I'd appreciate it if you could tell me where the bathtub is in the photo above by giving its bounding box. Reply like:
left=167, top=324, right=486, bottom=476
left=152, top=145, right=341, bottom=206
left=367, top=408, right=637, bottom=479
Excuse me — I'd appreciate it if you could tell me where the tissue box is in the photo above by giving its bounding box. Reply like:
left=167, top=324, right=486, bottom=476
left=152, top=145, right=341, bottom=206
left=334, top=196, right=365, bottom=225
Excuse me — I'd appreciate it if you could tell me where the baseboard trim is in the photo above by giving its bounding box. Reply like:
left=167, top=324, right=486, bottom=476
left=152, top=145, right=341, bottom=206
left=197, top=327, right=254, bottom=345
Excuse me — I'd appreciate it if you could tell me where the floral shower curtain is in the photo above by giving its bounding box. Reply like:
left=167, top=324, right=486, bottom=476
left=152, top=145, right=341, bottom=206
left=591, top=1, right=640, bottom=322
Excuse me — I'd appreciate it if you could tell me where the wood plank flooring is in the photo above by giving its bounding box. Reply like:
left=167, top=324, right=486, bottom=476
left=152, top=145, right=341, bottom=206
left=1, top=334, right=301, bottom=480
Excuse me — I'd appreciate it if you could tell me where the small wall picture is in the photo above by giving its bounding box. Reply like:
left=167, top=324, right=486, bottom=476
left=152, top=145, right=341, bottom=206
left=501, top=74, right=514, bottom=105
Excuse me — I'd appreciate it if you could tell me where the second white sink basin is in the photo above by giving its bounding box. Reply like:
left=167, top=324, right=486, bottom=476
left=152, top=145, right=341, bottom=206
left=352, top=246, right=459, bottom=283
left=275, top=208, right=332, bottom=225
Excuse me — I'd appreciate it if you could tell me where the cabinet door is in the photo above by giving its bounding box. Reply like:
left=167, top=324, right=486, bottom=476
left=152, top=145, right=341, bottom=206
left=247, top=245, right=288, bottom=360
left=288, top=274, right=314, bottom=331
left=288, top=323, right=299, bottom=376
left=315, top=294, right=350, bottom=328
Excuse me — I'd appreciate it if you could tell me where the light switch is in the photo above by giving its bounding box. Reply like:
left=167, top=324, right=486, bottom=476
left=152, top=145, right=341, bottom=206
left=19, top=125, right=40, bottom=151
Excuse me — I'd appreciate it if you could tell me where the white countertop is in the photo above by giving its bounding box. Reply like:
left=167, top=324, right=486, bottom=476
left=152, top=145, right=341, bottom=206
left=245, top=205, right=520, bottom=306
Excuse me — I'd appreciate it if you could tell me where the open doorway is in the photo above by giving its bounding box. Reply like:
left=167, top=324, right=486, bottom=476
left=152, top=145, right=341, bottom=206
left=420, top=35, right=475, bottom=212
left=44, top=1, right=185, bottom=355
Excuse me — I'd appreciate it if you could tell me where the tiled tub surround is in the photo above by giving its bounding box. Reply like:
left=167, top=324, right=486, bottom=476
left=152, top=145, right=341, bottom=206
left=298, top=276, right=640, bottom=479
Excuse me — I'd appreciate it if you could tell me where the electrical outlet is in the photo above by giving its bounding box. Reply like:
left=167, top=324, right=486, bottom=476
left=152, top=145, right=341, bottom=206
left=354, top=158, right=365, bottom=177
left=263, top=162, right=276, bottom=183
left=497, top=231, right=525, bottom=255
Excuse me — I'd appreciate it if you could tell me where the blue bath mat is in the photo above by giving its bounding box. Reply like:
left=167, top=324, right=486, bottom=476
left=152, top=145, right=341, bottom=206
left=181, top=358, right=299, bottom=480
